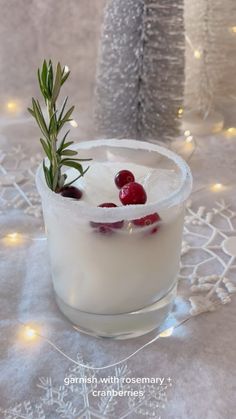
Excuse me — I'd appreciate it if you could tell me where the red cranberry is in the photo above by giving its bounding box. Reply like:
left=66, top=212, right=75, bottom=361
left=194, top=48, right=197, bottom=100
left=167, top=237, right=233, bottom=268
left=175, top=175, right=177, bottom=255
left=60, top=186, right=83, bottom=200
left=133, top=212, right=161, bottom=234
left=96, top=225, right=113, bottom=235
left=115, top=170, right=135, bottom=189
left=98, top=203, right=117, bottom=208
left=119, top=182, right=147, bottom=205
left=90, top=202, right=124, bottom=232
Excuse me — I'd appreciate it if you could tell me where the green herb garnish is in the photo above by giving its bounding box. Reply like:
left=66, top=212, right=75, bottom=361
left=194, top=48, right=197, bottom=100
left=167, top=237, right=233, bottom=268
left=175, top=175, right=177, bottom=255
left=28, top=59, right=91, bottom=192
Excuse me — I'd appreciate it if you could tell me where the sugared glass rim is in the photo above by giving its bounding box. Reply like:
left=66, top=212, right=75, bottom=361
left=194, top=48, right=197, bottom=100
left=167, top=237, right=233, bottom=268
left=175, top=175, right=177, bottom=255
left=36, top=139, right=192, bottom=222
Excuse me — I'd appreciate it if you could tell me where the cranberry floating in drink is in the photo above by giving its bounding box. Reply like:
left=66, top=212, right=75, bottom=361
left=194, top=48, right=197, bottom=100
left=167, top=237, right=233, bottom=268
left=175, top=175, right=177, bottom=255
left=90, top=203, right=124, bottom=232
left=115, top=169, right=135, bottom=189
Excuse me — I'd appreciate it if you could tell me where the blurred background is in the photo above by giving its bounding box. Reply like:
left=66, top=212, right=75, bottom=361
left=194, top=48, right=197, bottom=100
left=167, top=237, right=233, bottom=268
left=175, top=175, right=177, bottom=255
left=0, top=0, right=106, bottom=138
left=0, top=0, right=236, bottom=140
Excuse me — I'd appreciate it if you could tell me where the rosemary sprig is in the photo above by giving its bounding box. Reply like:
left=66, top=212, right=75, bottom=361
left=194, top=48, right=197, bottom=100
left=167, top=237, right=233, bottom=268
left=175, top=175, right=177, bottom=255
left=28, top=59, right=91, bottom=192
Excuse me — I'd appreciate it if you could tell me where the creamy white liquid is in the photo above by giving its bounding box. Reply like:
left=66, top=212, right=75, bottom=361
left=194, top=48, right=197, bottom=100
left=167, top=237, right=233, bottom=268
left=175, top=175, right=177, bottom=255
left=44, top=162, right=184, bottom=314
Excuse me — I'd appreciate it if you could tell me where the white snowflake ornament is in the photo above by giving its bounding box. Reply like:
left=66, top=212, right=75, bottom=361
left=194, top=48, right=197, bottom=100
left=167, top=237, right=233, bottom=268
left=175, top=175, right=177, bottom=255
left=180, top=200, right=236, bottom=315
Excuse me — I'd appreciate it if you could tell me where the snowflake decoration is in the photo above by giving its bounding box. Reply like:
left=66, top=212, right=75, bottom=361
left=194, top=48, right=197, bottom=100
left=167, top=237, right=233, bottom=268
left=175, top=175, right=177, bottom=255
left=0, top=146, right=42, bottom=218
left=180, top=199, right=236, bottom=315
left=1, top=356, right=172, bottom=419
left=0, top=401, right=45, bottom=419
left=1, top=144, right=236, bottom=418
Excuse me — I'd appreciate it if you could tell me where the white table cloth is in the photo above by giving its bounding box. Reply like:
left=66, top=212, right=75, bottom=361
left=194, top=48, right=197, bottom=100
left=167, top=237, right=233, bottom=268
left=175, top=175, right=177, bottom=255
left=0, top=116, right=236, bottom=419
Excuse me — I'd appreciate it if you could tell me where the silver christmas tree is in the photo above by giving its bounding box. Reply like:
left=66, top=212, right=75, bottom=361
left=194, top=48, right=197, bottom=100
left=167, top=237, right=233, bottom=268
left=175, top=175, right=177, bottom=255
left=209, top=1, right=236, bottom=106
left=94, top=0, right=185, bottom=142
left=184, top=0, right=215, bottom=115
left=184, top=0, right=236, bottom=115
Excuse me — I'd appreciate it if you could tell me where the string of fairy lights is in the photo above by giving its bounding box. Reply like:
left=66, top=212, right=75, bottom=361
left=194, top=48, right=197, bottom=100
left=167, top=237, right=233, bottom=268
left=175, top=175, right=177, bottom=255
left=17, top=320, right=178, bottom=370
left=1, top=36, right=236, bottom=366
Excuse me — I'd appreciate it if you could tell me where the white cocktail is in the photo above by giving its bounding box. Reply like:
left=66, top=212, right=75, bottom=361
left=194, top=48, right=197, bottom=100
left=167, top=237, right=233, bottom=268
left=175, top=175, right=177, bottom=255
left=36, top=139, right=192, bottom=338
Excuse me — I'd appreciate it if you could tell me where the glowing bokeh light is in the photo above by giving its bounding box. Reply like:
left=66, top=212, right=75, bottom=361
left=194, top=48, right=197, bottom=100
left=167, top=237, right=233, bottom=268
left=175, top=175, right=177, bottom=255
left=70, top=120, right=78, bottom=128
left=194, top=49, right=202, bottom=59
left=18, top=324, right=40, bottom=343
left=159, top=327, right=174, bottom=338
left=211, top=183, right=223, bottom=192
left=178, top=107, right=184, bottom=117
left=5, top=100, right=21, bottom=114
left=185, top=135, right=193, bottom=143
left=184, top=130, right=191, bottom=137
left=24, top=327, right=37, bottom=340
left=2, top=232, right=25, bottom=246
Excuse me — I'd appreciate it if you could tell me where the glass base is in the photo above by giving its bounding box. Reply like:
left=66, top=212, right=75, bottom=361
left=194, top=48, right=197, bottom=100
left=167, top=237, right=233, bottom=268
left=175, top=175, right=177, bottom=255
left=56, top=283, right=177, bottom=339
